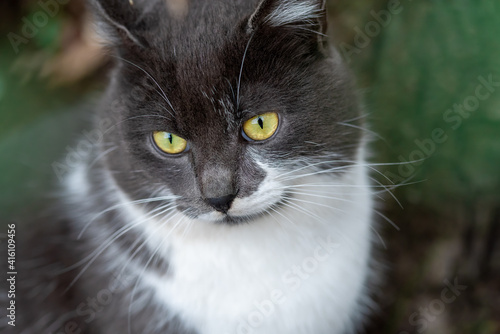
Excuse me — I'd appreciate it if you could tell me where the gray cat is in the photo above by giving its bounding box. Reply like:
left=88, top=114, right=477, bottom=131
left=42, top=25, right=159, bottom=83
left=1, top=0, right=377, bottom=333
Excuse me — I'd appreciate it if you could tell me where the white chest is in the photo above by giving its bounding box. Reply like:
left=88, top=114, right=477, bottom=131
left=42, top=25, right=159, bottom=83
left=140, top=172, right=374, bottom=334
left=68, top=156, right=375, bottom=334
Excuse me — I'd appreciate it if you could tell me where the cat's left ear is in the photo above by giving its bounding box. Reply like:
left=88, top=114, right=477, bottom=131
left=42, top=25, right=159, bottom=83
left=248, top=0, right=327, bottom=42
left=88, top=0, right=166, bottom=48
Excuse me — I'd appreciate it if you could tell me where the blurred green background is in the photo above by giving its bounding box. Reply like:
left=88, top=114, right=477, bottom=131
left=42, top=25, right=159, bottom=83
left=1, top=0, right=499, bottom=333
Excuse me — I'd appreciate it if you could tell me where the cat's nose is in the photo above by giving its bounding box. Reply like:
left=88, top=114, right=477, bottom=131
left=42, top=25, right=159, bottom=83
left=205, top=194, right=236, bottom=214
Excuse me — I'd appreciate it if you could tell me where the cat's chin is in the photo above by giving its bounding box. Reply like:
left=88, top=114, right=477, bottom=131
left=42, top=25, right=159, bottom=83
left=218, top=215, right=252, bottom=225
left=194, top=210, right=270, bottom=225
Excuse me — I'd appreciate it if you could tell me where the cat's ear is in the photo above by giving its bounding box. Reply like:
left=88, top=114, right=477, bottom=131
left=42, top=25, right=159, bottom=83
left=248, top=0, right=327, bottom=38
left=88, top=0, right=166, bottom=48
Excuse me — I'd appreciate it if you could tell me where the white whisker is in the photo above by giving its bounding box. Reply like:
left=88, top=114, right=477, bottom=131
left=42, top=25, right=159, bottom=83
left=374, top=209, right=400, bottom=232
left=64, top=203, right=177, bottom=290
left=237, top=33, right=255, bottom=109
left=337, top=122, right=388, bottom=143
left=117, top=210, right=181, bottom=282
left=127, top=214, right=186, bottom=334
left=111, top=55, right=176, bottom=116
left=78, top=195, right=178, bottom=238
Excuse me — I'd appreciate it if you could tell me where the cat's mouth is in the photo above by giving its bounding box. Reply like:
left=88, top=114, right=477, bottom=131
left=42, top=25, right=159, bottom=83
left=176, top=174, right=287, bottom=224
left=190, top=210, right=269, bottom=225
left=218, top=215, right=254, bottom=225
left=179, top=195, right=287, bottom=225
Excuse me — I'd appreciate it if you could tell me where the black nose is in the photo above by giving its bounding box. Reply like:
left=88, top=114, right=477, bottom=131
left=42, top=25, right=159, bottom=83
left=206, top=194, right=236, bottom=214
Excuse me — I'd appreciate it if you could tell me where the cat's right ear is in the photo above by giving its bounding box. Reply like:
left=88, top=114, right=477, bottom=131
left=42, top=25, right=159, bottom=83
left=87, top=0, right=166, bottom=48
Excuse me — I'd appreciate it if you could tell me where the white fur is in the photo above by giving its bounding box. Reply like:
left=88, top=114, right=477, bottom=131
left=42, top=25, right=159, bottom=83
left=264, top=0, right=322, bottom=27
left=66, top=146, right=374, bottom=334
left=127, top=156, right=370, bottom=333
left=66, top=159, right=91, bottom=198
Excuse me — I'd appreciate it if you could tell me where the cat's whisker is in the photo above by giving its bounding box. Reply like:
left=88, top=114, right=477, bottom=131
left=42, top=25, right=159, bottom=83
left=267, top=205, right=298, bottom=231
left=288, top=197, right=347, bottom=214
left=63, top=203, right=177, bottom=280
left=277, top=181, right=416, bottom=191
left=237, top=33, right=255, bottom=109
left=64, top=203, right=178, bottom=290
left=281, top=197, right=323, bottom=221
left=374, top=209, right=400, bottom=232
left=127, top=237, right=167, bottom=334
left=277, top=159, right=419, bottom=184
left=279, top=166, right=353, bottom=182
left=111, top=55, right=176, bottom=116
left=180, top=217, right=195, bottom=239
left=283, top=187, right=386, bottom=203
left=78, top=195, right=178, bottom=238
left=337, top=122, right=388, bottom=144
left=127, top=214, right=187, bottom=334
left=265, top=207, right=286, bottom=230
left=275, top=157, right=373, bottom=177
left=278, top=199, right=337, bottom=238
left=302, top=140, right=327, bottom=147
left=280, top=198, right=354, bottom=252
left=286, top=159, right=426, bottom=170
left=274, top=185, right=393, bottom=204
left=292, top=25, right=328, bottom=37
left=371, top=178, right=424, bottom=195
left=278, top=183, right=382, bottom=190
left=117, top=210, right=181, bottom=283
left=87, top=146, right=118, bottom=169
left=224, top=77, right=236, bottom=101
left=278, top=165, right=415, bottom=209
left=368, top=176, right=403, bottom=209
left=339, top=112, right=372, bottom=124
left=370, top=225, right=387, bottom=249
left=276, top=182, right=400, bottom=206
left=274, top=159, right=344, bottom=180
left=283, top=190, right=357, bottom=204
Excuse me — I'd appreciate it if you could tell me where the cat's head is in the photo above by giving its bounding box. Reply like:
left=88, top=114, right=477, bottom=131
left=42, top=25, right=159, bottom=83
left=89, top=0, right=362, bottom=224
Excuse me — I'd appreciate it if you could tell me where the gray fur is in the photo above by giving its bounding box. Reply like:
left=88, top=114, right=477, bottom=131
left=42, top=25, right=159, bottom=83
left=1, top=0, right=365, bottom=333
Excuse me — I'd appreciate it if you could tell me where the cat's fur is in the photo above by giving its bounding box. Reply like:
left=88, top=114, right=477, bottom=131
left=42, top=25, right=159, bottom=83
left=1, top=0, right=377, bottom=333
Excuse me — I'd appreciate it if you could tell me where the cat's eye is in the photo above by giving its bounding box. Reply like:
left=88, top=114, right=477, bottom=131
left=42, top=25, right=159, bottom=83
left=153, top=131, right=188, bottom=155
left=242, top=112, right=279, bottom=142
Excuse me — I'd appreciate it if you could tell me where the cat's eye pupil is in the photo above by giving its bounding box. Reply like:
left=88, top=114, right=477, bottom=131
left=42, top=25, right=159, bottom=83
left=168, top=133, right=173, bottom=144
left=258, top=117, right=264, bottom=129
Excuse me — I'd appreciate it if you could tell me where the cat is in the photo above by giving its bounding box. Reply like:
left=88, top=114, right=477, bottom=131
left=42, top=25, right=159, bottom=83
left=1, top=0, right=377, bottom=333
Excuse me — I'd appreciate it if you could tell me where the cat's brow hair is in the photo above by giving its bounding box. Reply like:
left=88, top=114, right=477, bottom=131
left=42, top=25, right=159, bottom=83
left=201, top=88, right=236, bottom=130
left=237, top=33, right=255, bottom=110
left=111, top=55, right=176, bottom=117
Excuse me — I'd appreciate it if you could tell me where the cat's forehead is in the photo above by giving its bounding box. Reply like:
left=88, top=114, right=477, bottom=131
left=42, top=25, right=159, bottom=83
left=147, top=22, right=252, bottom=132
left=143, top=58, right=240, bottom=140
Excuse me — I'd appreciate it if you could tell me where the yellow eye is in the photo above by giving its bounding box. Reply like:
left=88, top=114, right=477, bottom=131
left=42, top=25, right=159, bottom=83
left=153, top=131, right=188, bottom=154
left=242, top=112, right=279, bottom=141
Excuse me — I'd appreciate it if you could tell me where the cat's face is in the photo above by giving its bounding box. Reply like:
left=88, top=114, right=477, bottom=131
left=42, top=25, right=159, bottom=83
left=92, top=0, right=361, bottom=223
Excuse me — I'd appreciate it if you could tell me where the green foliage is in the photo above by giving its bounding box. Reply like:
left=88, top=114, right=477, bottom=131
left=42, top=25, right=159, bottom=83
left=347, top=0, right=500, bottom=209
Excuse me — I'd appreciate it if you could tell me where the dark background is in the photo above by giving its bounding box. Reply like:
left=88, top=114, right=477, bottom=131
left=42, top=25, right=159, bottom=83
left=0, top=0, right=499, bottom=333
